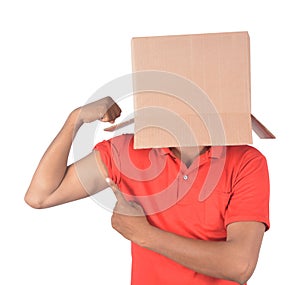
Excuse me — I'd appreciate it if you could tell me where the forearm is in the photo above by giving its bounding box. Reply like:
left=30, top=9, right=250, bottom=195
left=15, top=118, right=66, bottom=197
left=25, top=108, right=82, bottom=203
left=141, top=226, right=249, bottom=284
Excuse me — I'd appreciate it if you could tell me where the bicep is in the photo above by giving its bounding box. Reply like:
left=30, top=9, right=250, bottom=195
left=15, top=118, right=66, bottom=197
left=42, top=151, right=108, bottom=208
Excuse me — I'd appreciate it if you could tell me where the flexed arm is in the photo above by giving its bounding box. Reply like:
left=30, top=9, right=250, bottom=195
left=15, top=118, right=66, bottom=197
left=24, top=97, right=121, bottom=209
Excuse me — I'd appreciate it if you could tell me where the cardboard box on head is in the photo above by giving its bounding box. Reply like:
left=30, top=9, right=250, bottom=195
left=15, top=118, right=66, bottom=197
left=105, top=31, right=275, bottom=148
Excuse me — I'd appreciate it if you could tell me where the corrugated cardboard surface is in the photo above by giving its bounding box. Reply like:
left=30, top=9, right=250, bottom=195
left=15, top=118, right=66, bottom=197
left=131, top=31, right=253, bottom=148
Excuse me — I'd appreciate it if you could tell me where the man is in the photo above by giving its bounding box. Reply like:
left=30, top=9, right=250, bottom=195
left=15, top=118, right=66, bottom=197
left=25, top=96, right=270, bottom=285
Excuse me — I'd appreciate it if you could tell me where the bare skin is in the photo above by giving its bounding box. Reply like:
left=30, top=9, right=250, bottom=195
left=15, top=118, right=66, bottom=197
left=24, top=96, right=121, bottom=208
left=25, top=97, right=265, bottom=285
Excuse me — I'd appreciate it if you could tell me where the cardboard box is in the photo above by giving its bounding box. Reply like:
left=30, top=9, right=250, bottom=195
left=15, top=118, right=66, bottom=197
left=107, top=32, right=275, bottom=148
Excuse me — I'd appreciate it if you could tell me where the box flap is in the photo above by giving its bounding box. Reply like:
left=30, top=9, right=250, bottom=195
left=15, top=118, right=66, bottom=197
left=251, top=114, right=276, bottom=139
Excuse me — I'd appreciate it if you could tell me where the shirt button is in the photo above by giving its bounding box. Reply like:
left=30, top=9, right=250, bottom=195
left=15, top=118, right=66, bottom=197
left=183, top=175, right=188, bottom=181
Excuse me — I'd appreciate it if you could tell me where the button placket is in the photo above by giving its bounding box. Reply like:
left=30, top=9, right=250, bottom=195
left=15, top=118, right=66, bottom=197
left=176, top=169, right=197, bottom=203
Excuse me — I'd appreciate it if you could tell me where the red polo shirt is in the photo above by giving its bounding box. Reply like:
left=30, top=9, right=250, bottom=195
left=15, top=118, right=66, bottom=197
left=94, top=134, right=270, bottom=285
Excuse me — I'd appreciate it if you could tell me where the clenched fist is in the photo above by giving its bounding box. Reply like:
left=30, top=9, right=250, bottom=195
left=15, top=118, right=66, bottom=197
left=77, top=96, right=122, bottom=125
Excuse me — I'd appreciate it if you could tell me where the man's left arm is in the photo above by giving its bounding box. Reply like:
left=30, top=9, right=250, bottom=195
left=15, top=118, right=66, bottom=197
left=108, top=178, right=266, bottom=285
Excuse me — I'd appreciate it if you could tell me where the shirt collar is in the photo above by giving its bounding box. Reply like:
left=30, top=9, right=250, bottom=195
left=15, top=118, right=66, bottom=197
left=159, top=147, right=177, bottom=158
left=208, top=146, right=226, bottom=159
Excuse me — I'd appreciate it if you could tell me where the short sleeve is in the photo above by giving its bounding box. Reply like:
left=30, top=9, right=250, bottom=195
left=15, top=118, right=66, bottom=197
left=93, top=139, right=121, bottom=185
left=224, top=149, right=270, bottom=231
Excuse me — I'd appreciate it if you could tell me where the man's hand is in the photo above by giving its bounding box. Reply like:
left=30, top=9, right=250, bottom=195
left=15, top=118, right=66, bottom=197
left=77, top=96, right=122, bottom=125
left=106, top=178, right=153, bottom=246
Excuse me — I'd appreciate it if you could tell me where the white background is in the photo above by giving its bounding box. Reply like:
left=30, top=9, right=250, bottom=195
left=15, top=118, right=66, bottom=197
left=0, top=0, right=298, bottom=284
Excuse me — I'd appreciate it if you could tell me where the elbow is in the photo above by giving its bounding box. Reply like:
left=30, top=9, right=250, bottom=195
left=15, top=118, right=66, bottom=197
left=232, top=260, right=256, bottom=285
left=24, top=191, right=45, bottom=209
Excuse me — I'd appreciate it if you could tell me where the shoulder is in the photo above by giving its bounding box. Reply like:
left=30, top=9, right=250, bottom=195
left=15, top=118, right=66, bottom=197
left=225, top=145, right=266, bottom=161
left=94, top=134, right=152, bottom=157
left=223, top=145, right=268, bottom=173
left=94, top=134, right=133, bottom=150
